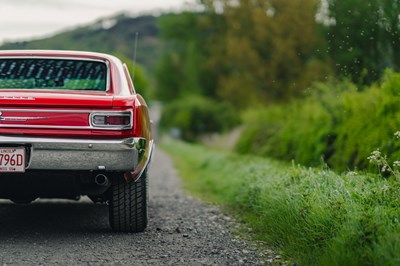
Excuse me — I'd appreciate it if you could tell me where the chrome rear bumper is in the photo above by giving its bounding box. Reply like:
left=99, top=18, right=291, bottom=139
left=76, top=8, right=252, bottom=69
left=0, top=136, right=153, bottom=175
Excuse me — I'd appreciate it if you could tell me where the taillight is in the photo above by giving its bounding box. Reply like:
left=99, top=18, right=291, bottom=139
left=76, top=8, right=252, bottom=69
left=90, top=111, right=132, bottom=130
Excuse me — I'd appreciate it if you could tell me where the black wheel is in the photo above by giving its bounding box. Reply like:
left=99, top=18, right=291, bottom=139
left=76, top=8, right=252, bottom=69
left=109, top=170, right=148, bottom=232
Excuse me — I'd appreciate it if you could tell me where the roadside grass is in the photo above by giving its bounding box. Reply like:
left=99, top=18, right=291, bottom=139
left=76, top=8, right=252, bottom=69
left=162, top=139, right=400, bottom=266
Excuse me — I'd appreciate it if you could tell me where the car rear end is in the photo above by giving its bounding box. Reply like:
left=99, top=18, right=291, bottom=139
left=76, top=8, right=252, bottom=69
left=0, top=50, right=153, bottom=232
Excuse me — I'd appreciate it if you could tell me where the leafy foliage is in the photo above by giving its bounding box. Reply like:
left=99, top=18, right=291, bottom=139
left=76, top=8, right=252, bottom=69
left=203, top=0, right=331, bottom=105
left=237, top=70, right=400, bottom=171
left=155, top=0, right=400, bottom=107
left=159, top=96, right=239, bottom=142
left=155, top=12, right=214, bottom=101
left=156, top=1, right=331, bottom=107
left=324, top=0, right=400, bottom=83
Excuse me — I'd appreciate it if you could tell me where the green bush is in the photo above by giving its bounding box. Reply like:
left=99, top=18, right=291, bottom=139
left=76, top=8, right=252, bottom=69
left=160, top=96, right=239, bottom=141
left=236, top=70, right=400, bottom=171
left=236, top=101, right=333, bottom=167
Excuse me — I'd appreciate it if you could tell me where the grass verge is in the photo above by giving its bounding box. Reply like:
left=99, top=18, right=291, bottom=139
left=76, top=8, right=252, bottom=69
left=162, top=139, right=400, bottom=266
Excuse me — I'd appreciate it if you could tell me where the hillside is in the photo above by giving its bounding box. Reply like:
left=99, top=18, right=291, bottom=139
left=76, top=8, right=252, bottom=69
left=0, top=14, right=161, bottom=75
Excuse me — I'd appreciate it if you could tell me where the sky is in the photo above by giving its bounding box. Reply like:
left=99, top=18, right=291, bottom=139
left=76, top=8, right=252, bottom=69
left=0, top=0, right=195, bottom=44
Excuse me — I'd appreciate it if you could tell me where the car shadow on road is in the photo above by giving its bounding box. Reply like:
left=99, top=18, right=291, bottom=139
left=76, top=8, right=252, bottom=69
left=0, top=199, right=111, bottom=237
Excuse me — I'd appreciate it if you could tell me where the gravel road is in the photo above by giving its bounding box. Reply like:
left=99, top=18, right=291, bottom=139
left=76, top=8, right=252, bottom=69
left=0, top=148, right=271, bottom=265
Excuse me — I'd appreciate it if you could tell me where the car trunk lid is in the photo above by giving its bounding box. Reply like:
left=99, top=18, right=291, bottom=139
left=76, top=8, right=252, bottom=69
left=0, top=91, right=114, bottom=130
left=0, top=91, right=114, bottom=108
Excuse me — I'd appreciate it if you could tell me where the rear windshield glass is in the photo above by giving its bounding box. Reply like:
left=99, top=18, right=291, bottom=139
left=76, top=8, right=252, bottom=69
left=0, top=58, right=107, bottom=91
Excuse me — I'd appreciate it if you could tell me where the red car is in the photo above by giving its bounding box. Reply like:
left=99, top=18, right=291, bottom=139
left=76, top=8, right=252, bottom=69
left=0, top=50, right=153, bottom=232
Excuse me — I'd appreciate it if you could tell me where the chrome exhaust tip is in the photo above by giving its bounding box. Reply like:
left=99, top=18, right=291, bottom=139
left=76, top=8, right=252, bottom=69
left=94, top=174, right=109, bottom=186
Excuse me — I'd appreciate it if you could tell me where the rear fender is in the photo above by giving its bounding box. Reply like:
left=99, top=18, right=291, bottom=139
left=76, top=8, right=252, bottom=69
left=124, top=94, right=153, bottom=182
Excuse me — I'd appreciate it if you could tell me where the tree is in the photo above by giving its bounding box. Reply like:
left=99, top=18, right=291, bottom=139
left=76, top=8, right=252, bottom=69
left=155, top=12, right=213, bottom=101
left=324, top=0, right=400, bottom=83
left=202, top=0, right=331, bottom=106
left=156, top=1, right=331, bottom=107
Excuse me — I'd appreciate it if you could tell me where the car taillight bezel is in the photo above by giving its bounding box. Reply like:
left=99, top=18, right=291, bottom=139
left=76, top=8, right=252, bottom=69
left=89, top=110, right=133, bottom=130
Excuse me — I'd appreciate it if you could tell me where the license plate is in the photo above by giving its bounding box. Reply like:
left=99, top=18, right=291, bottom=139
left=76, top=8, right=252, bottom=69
left=0, top=148, right=26, bottom=173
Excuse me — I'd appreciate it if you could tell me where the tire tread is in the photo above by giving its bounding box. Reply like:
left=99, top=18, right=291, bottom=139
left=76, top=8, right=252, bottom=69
left=109, top=171, right=148, bottom=232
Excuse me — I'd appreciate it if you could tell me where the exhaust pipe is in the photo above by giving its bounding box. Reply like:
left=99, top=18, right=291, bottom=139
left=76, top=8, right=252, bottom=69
left=94, top=174, right=109, bottom=187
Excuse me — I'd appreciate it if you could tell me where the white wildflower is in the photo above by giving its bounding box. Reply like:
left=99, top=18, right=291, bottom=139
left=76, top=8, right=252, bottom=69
left=395, top=131, right=400, bottom=139
left=346, top=171, right=358, bottom=177
left=393, top=161, right=400, bottom=167
left=367, top=149, right=381, bottom=163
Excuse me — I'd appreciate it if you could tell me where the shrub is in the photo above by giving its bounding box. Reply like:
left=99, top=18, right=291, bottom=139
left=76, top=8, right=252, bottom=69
left=160, top=96, right=239, bottom=141
left=236, top=100, right=333, bottom=167
left=236, top=70, right=400, bottom=171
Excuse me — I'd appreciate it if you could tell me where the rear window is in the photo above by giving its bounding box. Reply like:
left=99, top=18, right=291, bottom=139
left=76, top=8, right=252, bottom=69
left=0, top=58, right=108, bottom=91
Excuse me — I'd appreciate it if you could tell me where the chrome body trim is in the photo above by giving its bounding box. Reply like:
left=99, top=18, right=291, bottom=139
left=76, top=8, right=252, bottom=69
left=0, top=108, right=105, bottom=113
left=0, top=116, right=48, bottom=122
left=0, top=136, right=152, bottom=172
left=133, top=139, right=154, bottom=182
left=0, top=108, right=134, bottom=131
left=0, top=124, right=93, bottom=130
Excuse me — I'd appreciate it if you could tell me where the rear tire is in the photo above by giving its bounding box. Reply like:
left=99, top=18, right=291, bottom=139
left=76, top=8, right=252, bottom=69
left=109, top=170, right=148, bottom=232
